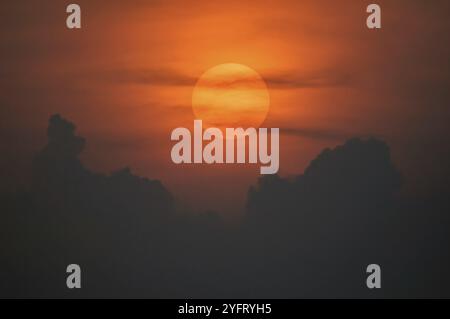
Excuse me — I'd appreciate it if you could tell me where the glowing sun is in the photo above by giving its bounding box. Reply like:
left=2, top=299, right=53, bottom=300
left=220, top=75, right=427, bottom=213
left=192, top=63, right=270, bottom=129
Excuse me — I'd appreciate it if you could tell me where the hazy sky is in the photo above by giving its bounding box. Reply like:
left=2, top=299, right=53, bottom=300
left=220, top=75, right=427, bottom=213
left=1, top=0, right=449, bottom=217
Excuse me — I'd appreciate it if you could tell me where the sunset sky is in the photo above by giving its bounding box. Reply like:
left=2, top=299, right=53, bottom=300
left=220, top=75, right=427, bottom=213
left=1, top=0, right=449, bottom=218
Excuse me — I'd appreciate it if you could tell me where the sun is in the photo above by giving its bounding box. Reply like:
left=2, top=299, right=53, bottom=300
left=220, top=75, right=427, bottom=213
left=192, top=63, right=270, bottom=129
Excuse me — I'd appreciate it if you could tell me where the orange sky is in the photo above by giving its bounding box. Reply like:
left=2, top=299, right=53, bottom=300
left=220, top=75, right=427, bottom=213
left=1, top=0, right=449, bottom=218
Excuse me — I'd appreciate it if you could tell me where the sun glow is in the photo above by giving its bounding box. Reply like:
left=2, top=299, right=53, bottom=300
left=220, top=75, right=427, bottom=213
left=192, top=63, right=270, bottom=129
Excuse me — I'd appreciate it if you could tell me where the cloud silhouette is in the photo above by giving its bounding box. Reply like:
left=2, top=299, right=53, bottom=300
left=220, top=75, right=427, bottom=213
left=1, top=116, right=449, bottom=298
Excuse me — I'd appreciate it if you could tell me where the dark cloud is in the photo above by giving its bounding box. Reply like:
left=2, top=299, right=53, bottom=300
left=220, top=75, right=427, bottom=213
left=245, top=137, right=450, bottom=298
left=1, top=116, right=450, bottom=298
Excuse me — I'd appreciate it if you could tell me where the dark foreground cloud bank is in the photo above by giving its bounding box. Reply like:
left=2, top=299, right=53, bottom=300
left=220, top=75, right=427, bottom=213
left=1, top=115, right=449, bottom=298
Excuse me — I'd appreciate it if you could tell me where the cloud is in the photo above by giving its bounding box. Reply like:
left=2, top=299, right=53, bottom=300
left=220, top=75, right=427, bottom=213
left=103, top=68, right=197, bottom=87
left=100, top=67, right=353, bottom=90
left=2, top=115, right=450, bottom=298
left=264, top=69, right=353, bottom=89
left=281, top=127, right=350, bottom=140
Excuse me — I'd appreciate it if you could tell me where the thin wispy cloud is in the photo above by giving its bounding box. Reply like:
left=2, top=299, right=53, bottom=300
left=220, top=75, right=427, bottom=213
left=281, top=127, right=350, bottom=140
left=103, top=68, right=197, bottom=86
left=101, top=67, right=353, bottom=90
left=265, top=70, right=353, bottom=89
